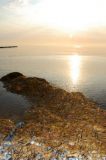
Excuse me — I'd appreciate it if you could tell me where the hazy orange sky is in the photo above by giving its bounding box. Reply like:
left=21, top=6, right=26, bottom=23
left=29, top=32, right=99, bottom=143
left=0, top=0, right=106, bottom=46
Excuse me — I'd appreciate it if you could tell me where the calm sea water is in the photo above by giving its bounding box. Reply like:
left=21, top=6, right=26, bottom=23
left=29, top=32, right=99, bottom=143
left=0, top=46, right=106, bottom=110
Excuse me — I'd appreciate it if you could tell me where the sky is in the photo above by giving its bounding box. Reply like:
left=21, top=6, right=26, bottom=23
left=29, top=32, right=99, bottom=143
left=0, top=0, right=106, bottom=46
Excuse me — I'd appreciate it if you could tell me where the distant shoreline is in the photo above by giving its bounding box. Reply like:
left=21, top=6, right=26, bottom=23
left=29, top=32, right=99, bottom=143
left=0, top=46, right=17, bottom=48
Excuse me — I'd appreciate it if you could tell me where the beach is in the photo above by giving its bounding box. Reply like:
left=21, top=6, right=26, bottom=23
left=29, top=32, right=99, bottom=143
left=0, top=72, right=106, bottom=159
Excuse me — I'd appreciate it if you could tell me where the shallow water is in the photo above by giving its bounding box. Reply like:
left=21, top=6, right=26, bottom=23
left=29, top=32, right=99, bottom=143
left=0, top=81, right=30, bottom=119
left=0, top=46, right=106, bottom=110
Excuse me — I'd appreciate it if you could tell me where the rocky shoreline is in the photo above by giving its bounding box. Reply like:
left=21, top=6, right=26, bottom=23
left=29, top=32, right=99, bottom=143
left=0, top=72, right=106, bottom=160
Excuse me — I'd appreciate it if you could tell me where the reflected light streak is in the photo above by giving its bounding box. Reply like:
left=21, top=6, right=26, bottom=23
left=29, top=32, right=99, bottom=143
left=69, top=55, right=82, bottom=84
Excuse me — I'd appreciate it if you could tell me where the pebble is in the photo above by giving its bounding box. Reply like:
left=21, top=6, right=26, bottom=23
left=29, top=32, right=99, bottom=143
left=68, top=157, right=79, bottom=160
left=15, top=121, right=24, bottom=129
left=0, top=146, right=3, bottom=150
left=0, top=135, right=4, bottom=138
left=2, top=142, right=12, bottom=149
left=2, top=152, right=12, bottom=160
left=34, top=153, right=42, bottom=159
left=47, top=147, right=51, bottom=150
left=4, top=121, right=25, bottom=142
left=32, top=142, right=42, bottom=146
left=56, top=150, right=66, bottom=157
left=0, top=122, right=106, bottom=160
left=32, top=136, right=36, bottom=141
left=4, top=133, right=14, bottom=142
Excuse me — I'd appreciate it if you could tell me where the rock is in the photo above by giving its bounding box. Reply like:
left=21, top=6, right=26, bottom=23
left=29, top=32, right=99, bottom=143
left=34, top=153, right=42, bottom=159
left=31, top=136, right=36, bottom=141
left=47, top=147, right=51, bottom=150
left=4, top=133, right=14, bottom=142
left=1, top=72, right=23, bottom=82
left=2, top=152, right=12, bottom=160
left=0, top=72, right=106, bottom=159
left=15, top=121, right=24, bottom=129
left=4, top=121, right=24, bottom=142
left=68, top=157, right=79, bottom=160
left=30, top=141, right=42, bottom=146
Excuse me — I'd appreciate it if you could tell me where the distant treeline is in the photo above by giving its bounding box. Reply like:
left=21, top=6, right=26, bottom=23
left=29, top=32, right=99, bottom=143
left=0, top=46, right=17, bottom=48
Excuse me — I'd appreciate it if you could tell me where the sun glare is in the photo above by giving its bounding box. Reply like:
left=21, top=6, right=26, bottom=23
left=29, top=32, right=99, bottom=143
left=69, top=55, right=82, bottom=84
left=74, top=46, right=82, bottom=48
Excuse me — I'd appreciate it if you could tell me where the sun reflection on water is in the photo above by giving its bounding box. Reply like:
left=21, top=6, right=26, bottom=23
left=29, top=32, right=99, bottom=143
left=69, top=55, right=82, bottom=84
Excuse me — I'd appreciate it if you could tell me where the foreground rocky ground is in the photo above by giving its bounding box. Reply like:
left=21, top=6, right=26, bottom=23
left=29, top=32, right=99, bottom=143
left=0, top=72, right=106, bottom=160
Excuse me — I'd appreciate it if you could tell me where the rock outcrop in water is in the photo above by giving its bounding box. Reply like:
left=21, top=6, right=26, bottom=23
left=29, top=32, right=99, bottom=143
left=0, top=72, right=106, bottom=159
left=1, top=72, right=23, bottom=82
left=0, top=46, right=17, bottom=48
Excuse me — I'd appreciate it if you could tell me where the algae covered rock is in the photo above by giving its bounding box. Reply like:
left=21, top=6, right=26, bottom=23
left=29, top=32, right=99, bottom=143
left=0, top=72, right=106, bottom=159
left=1, top=72, right=23, bottom=82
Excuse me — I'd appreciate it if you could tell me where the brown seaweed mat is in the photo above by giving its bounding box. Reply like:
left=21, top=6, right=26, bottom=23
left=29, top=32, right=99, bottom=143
left=0, top=72, right=106, bottom=159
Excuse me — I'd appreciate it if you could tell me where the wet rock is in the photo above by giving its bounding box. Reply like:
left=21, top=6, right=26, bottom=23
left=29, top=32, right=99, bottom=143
left=1, top=72, right=23, bottom=82
left=68, top=157, right=79, bottom=160
left=31, top=141, right=42, bottom=146
left=0, top=72, right=106, bottom=159
left=15, top=121, right=24, bottom=129
left=34, top=153, right=42, bottom=159
left=47, top=147, right=51, bottom=150
left=4, top=133, right=14, bottom=142
left=31, top=136, right=36, bottom=141
left=2, top=152, right=12, bottom=160
left=4, top=121, right=24, bottom=142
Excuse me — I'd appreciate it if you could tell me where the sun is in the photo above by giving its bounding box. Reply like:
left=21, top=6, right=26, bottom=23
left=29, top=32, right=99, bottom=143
left=74, top=46, right=82, bottom=48
left=69, top=34, right=73, bottom=38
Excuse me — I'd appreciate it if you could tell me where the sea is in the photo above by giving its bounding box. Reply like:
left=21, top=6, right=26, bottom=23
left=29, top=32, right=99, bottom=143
left=0, top=45, right=106, bottom=118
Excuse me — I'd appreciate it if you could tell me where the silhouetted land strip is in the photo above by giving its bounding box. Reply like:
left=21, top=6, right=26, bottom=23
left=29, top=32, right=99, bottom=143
left=0, top=46, right=17, bottom=48
left=0, top=72, right=106, bottom=159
